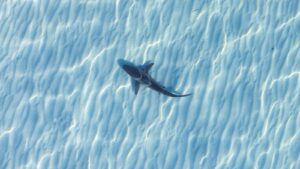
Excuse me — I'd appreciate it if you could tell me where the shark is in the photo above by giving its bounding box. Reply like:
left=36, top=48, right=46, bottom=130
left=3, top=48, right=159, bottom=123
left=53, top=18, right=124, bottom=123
left=118, top=59, right=192, bottom=97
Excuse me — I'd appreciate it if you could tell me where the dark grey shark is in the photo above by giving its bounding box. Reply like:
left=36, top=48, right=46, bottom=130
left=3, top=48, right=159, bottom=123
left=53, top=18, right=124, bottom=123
left=118, top=59, right=192, bottom=97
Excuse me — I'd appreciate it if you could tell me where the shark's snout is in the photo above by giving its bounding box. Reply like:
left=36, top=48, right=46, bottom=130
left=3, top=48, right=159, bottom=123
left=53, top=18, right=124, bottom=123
left=117, top=59, right=126, bottom=67
left=118, top=59, right=141, bottom=79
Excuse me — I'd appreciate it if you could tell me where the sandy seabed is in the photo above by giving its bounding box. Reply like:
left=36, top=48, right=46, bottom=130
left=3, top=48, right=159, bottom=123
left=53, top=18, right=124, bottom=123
left=0, top=0, right=300, bottom=169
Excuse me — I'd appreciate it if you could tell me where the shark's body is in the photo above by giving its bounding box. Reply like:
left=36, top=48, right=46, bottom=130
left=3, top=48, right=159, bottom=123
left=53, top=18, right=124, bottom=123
left=118, top=59, right=192, bottom=97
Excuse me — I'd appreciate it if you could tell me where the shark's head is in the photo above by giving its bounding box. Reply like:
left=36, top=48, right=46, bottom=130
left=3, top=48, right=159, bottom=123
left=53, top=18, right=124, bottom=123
left=118, top=59, right=141, bottom=79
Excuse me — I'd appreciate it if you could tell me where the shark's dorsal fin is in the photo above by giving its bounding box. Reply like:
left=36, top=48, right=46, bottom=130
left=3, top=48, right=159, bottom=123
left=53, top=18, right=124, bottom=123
left=141, top=61, right=154, bottom=73
left=131, top=79, right=140, bottom=95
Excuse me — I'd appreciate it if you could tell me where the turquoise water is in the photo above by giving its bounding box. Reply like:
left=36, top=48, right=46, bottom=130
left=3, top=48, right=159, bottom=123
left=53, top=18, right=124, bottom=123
left=0, top=0, right=300, bottom=168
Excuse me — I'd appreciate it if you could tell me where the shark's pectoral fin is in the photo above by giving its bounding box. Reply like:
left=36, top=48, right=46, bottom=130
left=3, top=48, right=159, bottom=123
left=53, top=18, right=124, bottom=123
left=142, top=61, right=154, bottom=73
left=131, top=79, right=140, bottom=95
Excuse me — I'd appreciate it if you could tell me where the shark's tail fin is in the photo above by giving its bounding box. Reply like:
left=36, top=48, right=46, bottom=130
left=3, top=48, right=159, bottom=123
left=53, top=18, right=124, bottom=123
left=168, top=87, right=192, bottom=97
left=172, top=93, right=192, bottom=97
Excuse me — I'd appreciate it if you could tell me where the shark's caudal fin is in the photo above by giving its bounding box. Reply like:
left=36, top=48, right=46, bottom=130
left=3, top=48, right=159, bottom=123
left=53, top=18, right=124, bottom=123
left=165, top=88, right=192, bottom=97
left=172, top=93, right=192, bottom=97
left=140, top=61, right=154, bottom=73
left=131, top=79, right=140, bottom=95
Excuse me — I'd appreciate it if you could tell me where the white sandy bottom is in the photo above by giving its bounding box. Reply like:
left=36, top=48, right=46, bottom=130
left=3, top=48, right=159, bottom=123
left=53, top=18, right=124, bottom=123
left=0, top=0, right=300, bottom=169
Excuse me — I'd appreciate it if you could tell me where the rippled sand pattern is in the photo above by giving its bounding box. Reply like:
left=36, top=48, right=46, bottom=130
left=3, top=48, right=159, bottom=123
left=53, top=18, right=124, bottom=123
left=1, top=0, right=300, bottom=169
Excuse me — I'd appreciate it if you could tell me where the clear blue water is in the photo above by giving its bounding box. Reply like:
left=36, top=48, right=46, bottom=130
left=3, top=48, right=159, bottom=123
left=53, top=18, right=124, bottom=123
left=1, top=0, right=300, bottom=169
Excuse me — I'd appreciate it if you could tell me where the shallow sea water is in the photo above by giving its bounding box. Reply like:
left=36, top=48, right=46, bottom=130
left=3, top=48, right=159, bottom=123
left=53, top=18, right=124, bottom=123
left=0, top=0, right=300, bottom=169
